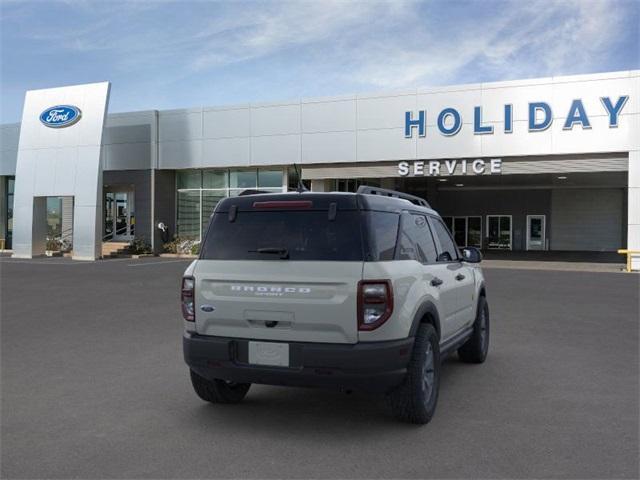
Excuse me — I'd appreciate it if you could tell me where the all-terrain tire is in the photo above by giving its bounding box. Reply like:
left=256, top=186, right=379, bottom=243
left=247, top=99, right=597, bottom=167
left=458, top=295, right=490, bottom=364
left=189, top=370, right=251, bottom=404
left=386, top=323, right=440, bottom=425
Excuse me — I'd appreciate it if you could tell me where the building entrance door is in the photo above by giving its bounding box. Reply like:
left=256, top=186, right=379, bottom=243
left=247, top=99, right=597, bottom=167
left=526, top=215, right=546, bottom=251
left=104, top=190, right=134, bottom=241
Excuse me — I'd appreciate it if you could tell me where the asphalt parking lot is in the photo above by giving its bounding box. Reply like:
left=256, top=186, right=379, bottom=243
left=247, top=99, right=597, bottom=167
left=1, top=257, right=638, bottom=479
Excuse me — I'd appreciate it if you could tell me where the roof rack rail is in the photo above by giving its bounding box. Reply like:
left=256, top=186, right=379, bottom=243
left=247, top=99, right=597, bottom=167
left=238, top=189, right=270, bottom=196
left=356, top=185, right=431, bottom=208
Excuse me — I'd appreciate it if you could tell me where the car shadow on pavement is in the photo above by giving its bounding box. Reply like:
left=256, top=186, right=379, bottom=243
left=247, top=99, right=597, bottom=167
left=182, top=355, right=470, bottom=433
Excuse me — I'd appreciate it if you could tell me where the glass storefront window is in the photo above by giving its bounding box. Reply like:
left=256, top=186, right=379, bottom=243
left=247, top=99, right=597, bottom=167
left=258, top=169, right=282, bottom=188
left=46, top=197, right=62, bottom=237
left=202, top=191, right=226, bottom=235
left=177, top=170, right=202, bottom=189
left=487, top=215, right=512, bottom=250
left=467, top=217, right=482, bottom=248
left=230, top=170, right=257, bottom=189
left=176, top=168, right=284, bottom=241
left=177, top=190, right=201, bottom=240
left=203, top=170, right=228, bottom=189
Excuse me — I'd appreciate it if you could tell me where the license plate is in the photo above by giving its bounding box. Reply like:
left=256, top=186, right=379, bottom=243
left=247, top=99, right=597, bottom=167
left=248, top=341, right=289, bottom=367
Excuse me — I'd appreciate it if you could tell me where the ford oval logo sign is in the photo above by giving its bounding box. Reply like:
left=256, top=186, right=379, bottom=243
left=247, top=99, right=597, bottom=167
left=39, top=105, right=82, bottom=128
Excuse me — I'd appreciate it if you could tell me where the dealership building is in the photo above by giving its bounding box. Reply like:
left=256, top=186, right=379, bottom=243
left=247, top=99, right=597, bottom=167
left=1, top=70, right=639, bottom=268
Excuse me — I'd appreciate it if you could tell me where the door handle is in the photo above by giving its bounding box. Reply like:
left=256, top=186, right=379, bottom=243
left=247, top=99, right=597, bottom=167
left=455, top=274, right=466, bottom=281
left=430, top=277, right=443, bottom=287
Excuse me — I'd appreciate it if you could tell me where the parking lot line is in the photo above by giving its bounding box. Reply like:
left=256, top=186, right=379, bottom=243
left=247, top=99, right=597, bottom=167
left=127, top=259, right=191, bottom=267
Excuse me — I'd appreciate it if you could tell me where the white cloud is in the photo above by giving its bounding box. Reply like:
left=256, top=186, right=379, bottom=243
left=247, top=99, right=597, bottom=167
left=339, top=0, right=634, bottom=89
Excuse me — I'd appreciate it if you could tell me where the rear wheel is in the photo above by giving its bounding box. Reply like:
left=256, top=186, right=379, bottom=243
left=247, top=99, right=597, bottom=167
left=386, top=323, right=440, bottom=424
left=458, top=295, right=490, bottom=363
left=189, top=370, right=251, bottom=404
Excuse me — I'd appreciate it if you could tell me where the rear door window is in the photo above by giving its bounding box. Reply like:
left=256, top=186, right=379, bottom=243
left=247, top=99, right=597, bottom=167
left=201, top=210, right=363, bottom=261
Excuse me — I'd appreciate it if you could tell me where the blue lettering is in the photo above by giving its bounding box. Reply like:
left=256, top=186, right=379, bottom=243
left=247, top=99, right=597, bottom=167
left=437, top=108, right=462, bottom=136
left=405, top=111, right=425, bottom=137
left=529, top=102, right=552, bottom=131
left=563, top=99, right=591, bottom=130
left=600, top=96, right=629, bottom=127
left=473, top=106, right=493, bottom=134
left=504, top=104, right=513, bottom=133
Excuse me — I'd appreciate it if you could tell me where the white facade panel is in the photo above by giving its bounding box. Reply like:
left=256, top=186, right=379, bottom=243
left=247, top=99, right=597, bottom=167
left=1, top=124, right=20, bottom=151
left=301, top=99, right=356, bottom=133
left=302, top=131, right=356, bottom=164
left=203, top=108, right=250, bottom=139
left=159, top=140, right=202, bottom=169
left=104, top=142, right=151, bottom=170
left=159, top=110, right=202, bottom=141
left=0, top=150, right=17, bottom=176
left=250, top=134, right=300, bottom=165
left=104, top=113, right=154, bottom=144
left=73, top=145, right=102, bottom=206
left=357, top=94, right=417, bottom=130
left=202, top=137, right=251, bottom=167
left=357, top=128, right=416, bottom=162
left=53, top=149, right=77, bottom=195
left=251, top=104, right=300, bottom=136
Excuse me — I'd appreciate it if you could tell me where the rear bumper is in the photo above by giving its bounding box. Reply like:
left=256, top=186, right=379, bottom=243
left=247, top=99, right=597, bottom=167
left=183, top=332, right=414, bottom=393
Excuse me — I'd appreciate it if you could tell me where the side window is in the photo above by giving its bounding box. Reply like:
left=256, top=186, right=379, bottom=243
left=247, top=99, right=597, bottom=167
left=431, top=217, right=459, bottom=262
left=396, top=213, right=438, bottom=263
left=365, top=211, right=400, bottom=261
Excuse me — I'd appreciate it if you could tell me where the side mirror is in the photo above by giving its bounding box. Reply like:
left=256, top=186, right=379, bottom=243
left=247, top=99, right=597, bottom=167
left=461, top=247, right=482, bottom=263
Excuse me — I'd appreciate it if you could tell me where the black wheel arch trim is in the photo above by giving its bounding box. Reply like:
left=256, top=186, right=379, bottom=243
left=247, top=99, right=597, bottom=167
left=409, top=301, right=442, bottom=339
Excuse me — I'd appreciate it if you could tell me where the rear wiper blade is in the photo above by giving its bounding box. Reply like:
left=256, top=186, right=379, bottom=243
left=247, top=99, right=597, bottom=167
left=248, top=247, right=290, bottom=259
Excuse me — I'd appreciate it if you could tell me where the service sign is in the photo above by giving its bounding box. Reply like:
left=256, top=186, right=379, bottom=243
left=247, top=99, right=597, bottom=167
left=398, top=158, right=502, bottom=177
left=39, top=105, right=82, bottom=128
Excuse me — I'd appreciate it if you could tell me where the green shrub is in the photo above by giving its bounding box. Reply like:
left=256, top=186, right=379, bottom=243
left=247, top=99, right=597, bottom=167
left=129, top=238, right=152, bottom=254
left=46, top=237, right=59, bottom=251
left=163, top=236, right=199, bottom=255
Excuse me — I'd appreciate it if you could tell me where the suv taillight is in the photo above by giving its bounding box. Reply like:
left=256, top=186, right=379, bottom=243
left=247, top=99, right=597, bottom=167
left=181, top=276, right=195, bottom=321
left=358, top=280, right=393, bottom=331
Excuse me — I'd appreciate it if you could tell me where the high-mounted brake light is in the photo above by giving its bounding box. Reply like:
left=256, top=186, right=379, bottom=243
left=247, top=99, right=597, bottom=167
left=253, top=200, right=313, bottom=209
left=357, top=280, right=394, bottom=331
left=181, top=276, right=195, bottom=322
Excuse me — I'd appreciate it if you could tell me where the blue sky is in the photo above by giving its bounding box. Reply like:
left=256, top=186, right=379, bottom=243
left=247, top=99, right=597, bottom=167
left=1, top=0, right=638, bottom=123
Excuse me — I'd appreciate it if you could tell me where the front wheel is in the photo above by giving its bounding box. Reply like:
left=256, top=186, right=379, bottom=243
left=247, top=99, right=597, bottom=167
left=386, top=323, right=440, bottom=424
left=189, top=370, right=251, bottom=404
left=458, top=295, right=490, bottom=363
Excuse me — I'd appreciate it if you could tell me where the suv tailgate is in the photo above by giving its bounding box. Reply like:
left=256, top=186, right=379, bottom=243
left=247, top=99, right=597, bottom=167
left=194, top=260, right=362, bottom=344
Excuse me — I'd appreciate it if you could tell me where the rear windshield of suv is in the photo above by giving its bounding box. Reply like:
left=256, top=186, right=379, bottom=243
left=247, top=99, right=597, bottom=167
left=201, top=210, right=364, bottom=261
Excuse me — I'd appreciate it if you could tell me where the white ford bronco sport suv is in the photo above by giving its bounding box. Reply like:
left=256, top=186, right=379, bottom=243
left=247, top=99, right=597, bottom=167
left=182, top=186, right=489, bottom=424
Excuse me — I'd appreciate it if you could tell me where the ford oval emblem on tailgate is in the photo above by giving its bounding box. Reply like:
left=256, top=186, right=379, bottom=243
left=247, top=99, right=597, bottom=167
left=200, top=305, right=215, bottom=312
